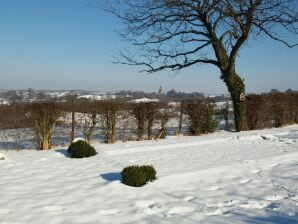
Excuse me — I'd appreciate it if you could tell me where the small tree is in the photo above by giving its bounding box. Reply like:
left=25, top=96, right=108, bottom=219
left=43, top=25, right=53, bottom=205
left=131, top=103, right=147, bottom=141
left=99, top=100, right=123, bottom=144
left=144, top=102, right=160, bottom=140
left=64, top=92, right=79, bottom=142
left=26, top=101, right=62, bottom=150
left=220, top=100, right=231, bottom=130
left=185, top=99, right=217, bottom=135
left=177, top=100, right=187, bottom=134
left=75, top=100, right=100, bottom=144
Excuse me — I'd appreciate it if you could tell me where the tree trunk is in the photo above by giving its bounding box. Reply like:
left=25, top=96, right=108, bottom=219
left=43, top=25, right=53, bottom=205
left=178, top=101, right=184, bottom=135
left=137, top=123, right=144, bottom=141
left=223, top=72, right=247, bottom=132
left=147, top=119, right=153, bottom=140
left=86, top=114, right=97, bottom=143
left=71, top=110, right=75, bottom=141
left=111, top=113, right=116, bottom=143
left=41, top=137, right=50, bottom=150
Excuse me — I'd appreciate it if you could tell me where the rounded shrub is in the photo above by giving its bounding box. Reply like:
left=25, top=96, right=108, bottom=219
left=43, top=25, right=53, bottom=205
left=67, top=140, right=97, bottom=158
left=121, top=165, right=156, bottom=187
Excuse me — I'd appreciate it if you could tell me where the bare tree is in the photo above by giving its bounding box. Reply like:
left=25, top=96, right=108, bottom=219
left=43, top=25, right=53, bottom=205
left=131, top=102, right=147, bottom=141
left=99, top=100, right=123, bottom=143
left=177, top=100, right=187, bottom=134
left=119, top=107, right=133, bottom=142
left=185, top=99, right=217, bottom=135
left=64, top=93, right=79, bottom=142
left=144, top=102, right=160, bottom=140
left=104, top=0, right=298, bottom=131
left=26, top=101, right=62, bottom=150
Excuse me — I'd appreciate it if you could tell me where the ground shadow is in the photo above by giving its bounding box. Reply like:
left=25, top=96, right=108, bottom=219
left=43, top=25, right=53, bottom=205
left=55, top=149, right=71, bottom=158
left=100, top=172, right=122, bottom=182
left=234, top=212, right=298, bottom=224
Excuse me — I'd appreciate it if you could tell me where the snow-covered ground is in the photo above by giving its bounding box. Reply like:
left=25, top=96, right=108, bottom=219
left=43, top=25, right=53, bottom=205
left=0, top=125, right=298, bottom=223
left=129, top=97, right=160, bottom=103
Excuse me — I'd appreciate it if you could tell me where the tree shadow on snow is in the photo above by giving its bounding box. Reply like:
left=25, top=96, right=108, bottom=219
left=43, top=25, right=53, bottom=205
left=100, top=172, right=122, bottom=182
left=55, top=149, right=71, bottom=158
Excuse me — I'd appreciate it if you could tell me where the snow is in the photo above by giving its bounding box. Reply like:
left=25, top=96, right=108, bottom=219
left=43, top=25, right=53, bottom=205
left=78, top=94, right=116, bottom=100
left=129, top=97, right=160, bottom=103
left=46, top=91, right=71, bottom=98
left=72, top=137, right=86, bottom=143
left=0, top=125, right=298, bottom=223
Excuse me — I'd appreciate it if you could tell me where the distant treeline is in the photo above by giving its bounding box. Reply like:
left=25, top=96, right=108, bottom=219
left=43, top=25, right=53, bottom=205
left=0, top=88, right=226, bottom=103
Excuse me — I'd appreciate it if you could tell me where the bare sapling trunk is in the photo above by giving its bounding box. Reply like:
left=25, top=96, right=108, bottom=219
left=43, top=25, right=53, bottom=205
left=103, top=110, right=117, bottom=144
left=71, top=100, right=75, bottom=141
left=132, top=103, right=146, bottom=141
left=146, top=116, right=154, bottom=140
left=178, top=101, right=184, bottom=135
left=155, top=107, right=170, bottom=140
left=86, top=113, right=97, bottom=144
left=100, top=101, right=121, bottom=144
left=120, top=110, right=131, bottom=142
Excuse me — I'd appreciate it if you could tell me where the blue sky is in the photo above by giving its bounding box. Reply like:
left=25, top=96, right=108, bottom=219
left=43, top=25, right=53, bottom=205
left=0, top=0, right=297, bottom=94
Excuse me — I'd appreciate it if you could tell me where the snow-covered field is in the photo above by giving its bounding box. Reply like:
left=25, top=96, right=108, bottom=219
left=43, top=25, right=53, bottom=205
left=1, top=125, right=298, bottom=224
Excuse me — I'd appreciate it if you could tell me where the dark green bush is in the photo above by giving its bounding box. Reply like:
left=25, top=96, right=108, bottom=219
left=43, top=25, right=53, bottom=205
left=185, top=99, right=217, bottom=135
left=121, top=165, right=156, bottom=187
left=67, top=140, right=97, bottom=158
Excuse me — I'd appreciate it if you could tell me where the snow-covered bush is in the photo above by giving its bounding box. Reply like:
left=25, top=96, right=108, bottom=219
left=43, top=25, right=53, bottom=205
left=0, top=153, right=6, bottom=160
left=67, top=140, right=97, bottom=158
left=121, top=165, right=156, bottom=187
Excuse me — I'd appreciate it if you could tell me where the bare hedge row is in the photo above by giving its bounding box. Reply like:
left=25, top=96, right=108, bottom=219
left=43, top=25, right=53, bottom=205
left=0, top=99, right=218, bottom=150
left=0, top=92, right=297, bottom=150
left=246, top=92, right=298, bottom=130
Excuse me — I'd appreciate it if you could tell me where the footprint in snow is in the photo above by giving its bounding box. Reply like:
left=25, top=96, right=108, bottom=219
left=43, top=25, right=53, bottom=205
left=43, top=206, right=65, bottom=213
left=264, top=194, right=287, bottom=201
left=166, top=206, right=195, bottom=216
left=97, top=209, right=120, bottom=215
left=135, top=201, right=163, bottom=215
left=135, top=200, right=157, bottom=208
left=5, top=164, right=16, bottom=168
left=182, top=196, right=196, bottom=202
left=239, top=200, right=271, bottom=209
left=292, top=195, right=298, bottom=201
left=0, top=208, right=10, bottom=215
left=208, top=186, right=221, bottom=191
left=250, top=169, right=261, bottom=174
left=239, top=179, right=251, bottom=184
left=216, top=200, right=240, bottom=207
left=205, top=207, right=230, bottom=216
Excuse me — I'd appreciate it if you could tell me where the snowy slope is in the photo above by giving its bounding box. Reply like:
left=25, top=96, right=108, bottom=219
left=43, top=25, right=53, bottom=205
left=0, top=126, right=298, bottom=224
